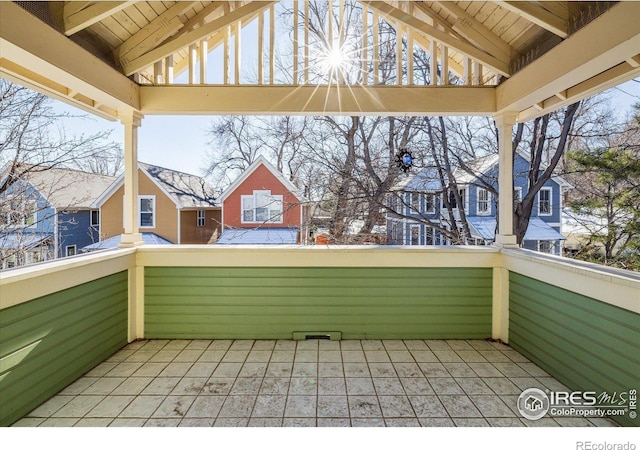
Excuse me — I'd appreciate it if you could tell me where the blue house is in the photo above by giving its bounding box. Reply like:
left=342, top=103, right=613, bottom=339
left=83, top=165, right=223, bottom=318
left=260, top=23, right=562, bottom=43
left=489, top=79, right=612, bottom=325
left=0, top=166, right=115, bottom=268
left=386, top=152, right=569, bottom=254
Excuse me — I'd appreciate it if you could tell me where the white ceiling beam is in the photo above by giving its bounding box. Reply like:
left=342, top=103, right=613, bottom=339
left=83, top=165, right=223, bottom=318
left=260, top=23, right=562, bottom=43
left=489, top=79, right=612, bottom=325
left=122, top=1, right=275, bottom=76
left=115, top=2, right=200, bottom=67
left=363, top=1, right=511, bottom=76
left=64, top=1, right=134, bottom=36
left=497, top=2, right=640, bottom=120
left=432, top=1, right=514, bottom=62
left=139, top=85, right=496, bottom=116
left=1, top=2, right=139, bottom=117
left=499, top=1, right=568, bottom=38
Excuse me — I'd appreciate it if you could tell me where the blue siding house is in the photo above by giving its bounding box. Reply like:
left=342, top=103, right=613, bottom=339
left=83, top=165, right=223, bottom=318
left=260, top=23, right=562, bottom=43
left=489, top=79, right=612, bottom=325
left=386, top=152, right=569, bottom=254
left=0, top=166, right=115, bottom=268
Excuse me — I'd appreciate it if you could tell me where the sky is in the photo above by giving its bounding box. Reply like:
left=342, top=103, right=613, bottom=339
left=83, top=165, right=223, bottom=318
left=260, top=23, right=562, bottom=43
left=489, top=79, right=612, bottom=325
left=52, top=78, right=639, bottom=179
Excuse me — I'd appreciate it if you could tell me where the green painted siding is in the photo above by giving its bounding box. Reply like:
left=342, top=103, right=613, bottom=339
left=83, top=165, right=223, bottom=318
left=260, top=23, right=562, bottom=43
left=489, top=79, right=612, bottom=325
left=145, top=267, right=492, bottom=340
left=509, top=272, right=640, bottom=427
left=0, top=272, right=128, bottom=426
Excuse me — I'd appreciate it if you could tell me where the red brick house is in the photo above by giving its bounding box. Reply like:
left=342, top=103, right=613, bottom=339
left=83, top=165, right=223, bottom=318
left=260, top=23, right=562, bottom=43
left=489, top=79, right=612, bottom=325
left=217, top=156, right=308, bottom=244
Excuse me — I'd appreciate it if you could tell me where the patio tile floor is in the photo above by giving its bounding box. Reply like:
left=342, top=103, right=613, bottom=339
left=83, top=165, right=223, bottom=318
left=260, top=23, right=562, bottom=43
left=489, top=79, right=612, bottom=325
left=12, top=339, right=618, bottom=427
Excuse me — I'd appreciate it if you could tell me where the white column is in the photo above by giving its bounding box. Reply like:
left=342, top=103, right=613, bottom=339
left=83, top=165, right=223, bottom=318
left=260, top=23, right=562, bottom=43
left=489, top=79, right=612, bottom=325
left=494, top=111, right=519, bottom=248
left=119, top=110, right=144, bottom=248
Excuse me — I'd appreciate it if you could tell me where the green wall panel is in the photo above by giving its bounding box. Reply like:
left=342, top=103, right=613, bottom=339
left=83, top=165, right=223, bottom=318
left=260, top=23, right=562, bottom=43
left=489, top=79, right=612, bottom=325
left=509, top=272, right=640, bottom=427
left=145, top=267, right=492, bottom=340
left=0, top=271, right=128, bottom=426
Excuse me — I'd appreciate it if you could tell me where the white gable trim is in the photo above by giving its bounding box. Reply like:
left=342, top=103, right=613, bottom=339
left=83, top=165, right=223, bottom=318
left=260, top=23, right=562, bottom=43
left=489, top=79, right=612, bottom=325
left=217, top=155, right=305, bottom=202
left=91, top=163, right=182, bottom=209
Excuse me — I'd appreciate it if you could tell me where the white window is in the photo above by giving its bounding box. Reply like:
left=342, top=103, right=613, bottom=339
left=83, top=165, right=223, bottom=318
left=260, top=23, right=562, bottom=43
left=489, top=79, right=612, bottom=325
left=538, top=188, right=552, bottom=216
left=65, top=245, right=76, bottom=257
left=447, top=188, right=467, bottom=211
left=538, top=240, right=552, bottom=253
left=426, top=227, right=434, bottom=245
left=514, top=187, right=522, bottom=203
left=425, top=193, right=435, bottom=213
left=1, top=195, right=37, bottom=228
left=91, top=210, right=100, bottom=227
left=410, top=193, right=420, bottom=213
left=477, top=188, right=490, bottom=215
left=197, top=210, right=205, bottom=227
left=241, top=190, right=283, bottom=224
left=139, top=195, right=155, bottom=228
left=410, top=225, right=420, bottom=245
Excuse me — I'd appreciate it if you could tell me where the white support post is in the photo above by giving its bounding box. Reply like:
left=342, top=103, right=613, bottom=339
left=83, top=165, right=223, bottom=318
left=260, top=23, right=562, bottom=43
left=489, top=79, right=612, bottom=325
left=494, top=111, right=519, bottom=248
left=492, top=267, right=509, bottom=343
left=119, top=109, right=144, bottom=248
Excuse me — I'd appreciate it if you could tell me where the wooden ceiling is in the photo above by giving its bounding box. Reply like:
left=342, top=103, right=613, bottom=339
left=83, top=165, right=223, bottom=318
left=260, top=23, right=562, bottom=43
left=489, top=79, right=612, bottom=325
left=1, top=1, right=638, bottom=121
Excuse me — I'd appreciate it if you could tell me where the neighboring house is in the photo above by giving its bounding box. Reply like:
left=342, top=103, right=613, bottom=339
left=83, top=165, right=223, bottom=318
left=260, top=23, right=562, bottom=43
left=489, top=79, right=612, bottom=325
left=386, top=152, right=569, bottom=254
left=90, top=163, right=220, bottom=249
left=0, top=166, right=115, bottom=269
left=216, top=156, right=309, bottom=244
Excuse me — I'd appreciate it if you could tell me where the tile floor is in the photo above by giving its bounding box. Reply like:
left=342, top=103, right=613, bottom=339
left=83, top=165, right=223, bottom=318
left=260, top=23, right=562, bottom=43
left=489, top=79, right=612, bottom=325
left=12, top=339, right=617, bottom=427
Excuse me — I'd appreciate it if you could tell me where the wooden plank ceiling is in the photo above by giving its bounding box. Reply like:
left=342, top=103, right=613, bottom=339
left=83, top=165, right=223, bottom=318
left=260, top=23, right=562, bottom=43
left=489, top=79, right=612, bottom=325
left=1, top=1, right=638, bottom=120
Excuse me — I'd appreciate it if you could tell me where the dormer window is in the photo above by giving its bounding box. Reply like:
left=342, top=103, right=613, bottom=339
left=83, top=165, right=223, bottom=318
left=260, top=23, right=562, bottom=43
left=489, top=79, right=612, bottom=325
left=241, top=190, right=283, bottom=223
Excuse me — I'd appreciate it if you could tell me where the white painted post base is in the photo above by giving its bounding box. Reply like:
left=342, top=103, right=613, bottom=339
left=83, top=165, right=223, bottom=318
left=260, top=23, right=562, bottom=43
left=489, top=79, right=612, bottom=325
left=493, top=234, right=519, bottom=249
left=119, top=233, right=144, bottom=248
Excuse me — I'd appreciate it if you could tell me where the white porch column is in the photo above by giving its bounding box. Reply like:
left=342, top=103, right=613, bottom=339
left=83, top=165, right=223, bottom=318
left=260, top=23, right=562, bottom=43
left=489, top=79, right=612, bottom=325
left=119, top=110, right=144, bottom=247
left=493, top=111, right=519, bottom=248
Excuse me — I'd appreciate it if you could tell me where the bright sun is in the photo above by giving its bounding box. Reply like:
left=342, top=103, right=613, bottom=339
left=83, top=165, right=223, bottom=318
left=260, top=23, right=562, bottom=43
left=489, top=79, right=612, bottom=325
left=321, top=43, right=347, bottom=75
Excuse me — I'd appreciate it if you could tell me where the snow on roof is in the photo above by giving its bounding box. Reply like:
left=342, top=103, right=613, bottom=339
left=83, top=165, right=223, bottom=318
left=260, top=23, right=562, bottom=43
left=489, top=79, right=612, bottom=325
left=217, top=228, right=299, bottom=245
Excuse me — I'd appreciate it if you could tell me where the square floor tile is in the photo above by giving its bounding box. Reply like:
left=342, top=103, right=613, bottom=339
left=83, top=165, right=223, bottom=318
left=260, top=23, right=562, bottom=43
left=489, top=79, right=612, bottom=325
left=221, top=351, right=249, bottom=363
left=468, top=363, right=504, bottom=377
left=351, top=418, right=386, bottom=427
left=260, top=378, right=290, bottom=395
left=265, top=362, right=293, bottom=378
left=346, top=377, right=376, bottom=395
left=217, top=395, right=257, bottom=418
left=493, top=362, right=530, bottom=378
left=388, top=351, right=414, bottom=363
left=251, top=395, right=286, bottom=417
left=440, top=395, right=482, bottom=418
left=348, top=396, right=382, bottom=418
left=86, top=395, right=135, bottom=418
left=170, top=378, right=208, bottom=395
left=58, top=377, right=98, bottom=395
left=284, top=395, right=317, bottom=417
left=185, top=396, right=225, bottom=418
left=373, top=377, right=405, bottom=395
left=478, top=351, right=511, bottom=363
left=119, top=396, right=165, bottom=418
left=455, top=351, right=487, bottom=363
left=211, top=362, right=243, bottom=378
left=214, top=417, right=249, bottom=427
left=409, top=351, right=438, bottom=363
left=52, top=395, right=105, bottom=417
left=238, top=362, right=268, bottom=378
left=454, top=378, right=493, bottom=395
left=248, top=418, right=283, bottom=427
left=270, top=351, right=295, bottom=362
left=424, top=340, right=452, bottom=351
left=443, top=363, right=476, bottom=378
left=179, top=418, right=214, bottom=427
left=40, top=418, right=80, bottom=427
left=185, top=362, right=218, bottom=378
left=141, top=377, right=181, bottom=395
left=209, top=340, right=233, bottom=351
left=253, top=340, right=276, bottom=351
left=197, top=350, right=226, bottom=363
left=318, top=351, right=342, bottom=362
left=393, top=362, right=423, bottom=378
left=82, top=377, right=125, bottom=395
left=12, top=418, right=45, bottom=427
left=428, top=377, right=464, bottom=395
left=385, top=418, right=420, bottom=427
left=340, top=341, right=363, bottom=351
left=318, top=418, right=350, bottom=427
left=361, top=340, right=385, bottom=351
left=341, top=351, right=366, bottom=362
left=434, top=351, right=463, bottom=363
left=230, top=377, right=263, bottom=395
left=158, top=362, right=193, bottom=377
left=469, top=395, right=515, bottom=418
left=289, top=377, right=318, bottom=395
left=365, top=351, right=391, bottom=363
left=202, top=378, right=234, bottom=395
left=292, top=362, right=317, bottom=377
left=418, top=362, right=449, bottom=377
left=27, top=395, right=74, bottom=417
left=246, top=351, right=272, bottom=363
left=400, top=377, right=435, bottom=396
left=317, top=396, right=349, bottom=418
left=133, top=362, right=168, bottom=377
left=148, top=350, right=180, bottom=363
left=379, top=395, right=415, bottom=418
left=318, top=362, right=343, bottom=377
left=318, top=377, right=346, bottom=396
left=294, top=350, right=318, bottom=362
left=152, top=395, right=196, bottom=418
left=368, top=362, right=397, bottom=378
left=408, top=395, right=448, bottom=417
left=282, top=418, right=316, bottom=427
left=483, top=378, right=522, bottom=395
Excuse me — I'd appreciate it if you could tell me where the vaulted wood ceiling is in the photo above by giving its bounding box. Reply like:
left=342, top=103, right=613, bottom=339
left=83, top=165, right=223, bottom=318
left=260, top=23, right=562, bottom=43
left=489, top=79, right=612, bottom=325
left=1, top=1, right=638, bottom=121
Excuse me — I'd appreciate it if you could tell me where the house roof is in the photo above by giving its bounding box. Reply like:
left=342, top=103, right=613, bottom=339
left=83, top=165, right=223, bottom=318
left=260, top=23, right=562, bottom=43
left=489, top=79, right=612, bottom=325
left=217, top=156, right=304, bottom=203
left=81, top=232, right=173, bottom=252
left=94, top=162, right=218, bottom=209
left=467, top=216, right=565, bottom=242
left=0, top=232, right=53, bottom=250
left=393, top=151, right=571, bottom=191
left=217, top=228, right=299, bottom=245
left=2, top=165, right=116, bottom=209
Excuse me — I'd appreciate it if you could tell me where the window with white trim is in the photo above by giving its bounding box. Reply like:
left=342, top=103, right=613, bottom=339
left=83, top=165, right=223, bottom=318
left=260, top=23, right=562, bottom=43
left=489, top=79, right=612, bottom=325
left=0, top=195, right=37, bottom=228
left=410, top=225, right=420, bottom=245
left=425, top=193, right=435, bottom=213
left=538, top=240, right=552, bottom=253
left=447, top=188, right=467, bottom=211
left=241, top=190, right=283, bottom=223
left=426, top=227, right=434, bottom=245
left=410, top=193, right=420, bottom=213
left=139, top=195, right=155, bottom=228
left=197, top=210, right=205, bottom=227
left=538, top=188, right=552, bottom=216
left=90, top=210, right=100, bottom=227
left=65, top=245, right=76, bottom=257
left=477, top=188, right=490, bottom=215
